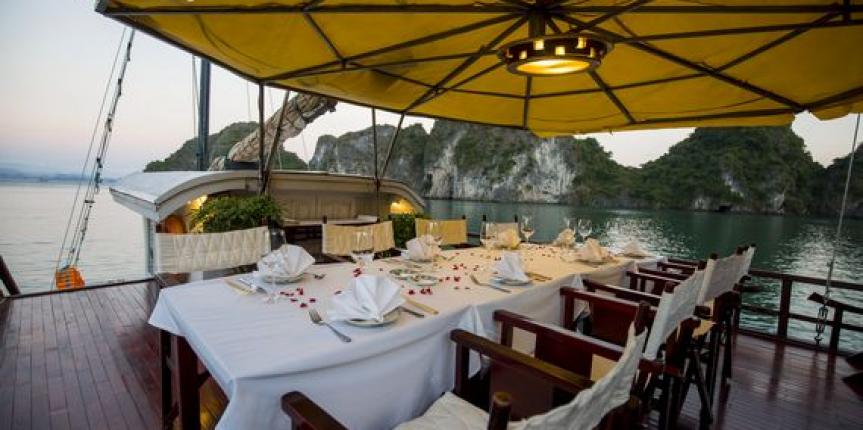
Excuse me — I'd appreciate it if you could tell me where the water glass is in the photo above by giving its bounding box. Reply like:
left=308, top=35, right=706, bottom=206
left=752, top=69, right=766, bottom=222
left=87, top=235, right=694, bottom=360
left=563, top=216, right=573, bottom=231
left=427, top=220, right=444, bottom=247
left=480, top=222, right=496, bottom=250
left=520, top=215, right=535, bottom=244
left=350, top=230, right=374, bottom=267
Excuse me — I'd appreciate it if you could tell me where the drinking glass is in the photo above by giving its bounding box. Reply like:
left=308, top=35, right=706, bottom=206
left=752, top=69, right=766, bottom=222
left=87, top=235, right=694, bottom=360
left=563, top=216, right=573, bottom=231
left=577, top=219, right=593, bottom=244
left=520, top=215, right=535, bottom=244
left=480, top=222, right=496, bottom=250
left=350, top=230, right=374, bottom=267
left=427, top=220, right=443, bottom=247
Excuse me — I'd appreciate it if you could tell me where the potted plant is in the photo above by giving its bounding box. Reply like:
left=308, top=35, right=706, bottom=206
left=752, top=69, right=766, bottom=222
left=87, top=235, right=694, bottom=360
left=190, top=194, right=282, bottom=233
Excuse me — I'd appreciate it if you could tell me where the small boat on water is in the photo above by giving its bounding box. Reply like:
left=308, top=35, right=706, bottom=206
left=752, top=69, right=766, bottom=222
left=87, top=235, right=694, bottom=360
left=2, top=1, right=863, bottom=429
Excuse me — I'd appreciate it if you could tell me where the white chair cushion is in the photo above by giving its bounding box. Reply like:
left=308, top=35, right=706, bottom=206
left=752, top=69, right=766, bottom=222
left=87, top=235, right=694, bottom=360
left=394, top=392, right=488, bottom=430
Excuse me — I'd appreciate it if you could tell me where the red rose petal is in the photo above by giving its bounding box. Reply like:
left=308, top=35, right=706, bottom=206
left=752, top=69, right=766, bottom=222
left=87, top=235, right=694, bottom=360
left=454, top=286, right=460, bottom=290
left=300, top=303, right=308, bottom=308
left=454, top=276, right=461, bottom=282
left=309, top=298, right=317, bottom=303
left=290, top=298, right=298, bottom=302
left=408, top=289, right=416, bottom=295
left=334, top=290, right=342, bottom=295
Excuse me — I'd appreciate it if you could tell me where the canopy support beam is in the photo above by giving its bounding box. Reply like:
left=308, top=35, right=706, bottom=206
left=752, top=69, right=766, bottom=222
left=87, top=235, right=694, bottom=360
left=380, top=114, right=406, bottom=180
left=261, top=91, right=291, bottom=195
left=405, top=16, right=528, bottom=112
left=257, top=84, right=266, bottom=183
left=590, top=70, right=635, bottom=125
left=555, top=14, right=805, bottom=112
left=264, top=14, right=518, bottom=81
left=196, top=59, right=211, bottom=171
left=522, top=77, right=532, bottom=129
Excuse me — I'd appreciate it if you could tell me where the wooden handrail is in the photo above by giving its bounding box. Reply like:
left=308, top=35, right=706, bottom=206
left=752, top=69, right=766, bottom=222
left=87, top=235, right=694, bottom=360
left=736, top=268, right=863, bottom=355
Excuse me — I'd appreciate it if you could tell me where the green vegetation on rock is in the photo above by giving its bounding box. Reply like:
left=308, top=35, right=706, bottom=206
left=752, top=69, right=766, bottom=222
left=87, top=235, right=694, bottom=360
left=144, top=122, right=307, bottom=172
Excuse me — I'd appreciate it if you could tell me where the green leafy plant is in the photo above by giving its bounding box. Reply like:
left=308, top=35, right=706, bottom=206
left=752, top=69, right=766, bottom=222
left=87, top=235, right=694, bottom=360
left=389, top=213, right=426, bottom=248
left=190, top=195, right=282, bottom=233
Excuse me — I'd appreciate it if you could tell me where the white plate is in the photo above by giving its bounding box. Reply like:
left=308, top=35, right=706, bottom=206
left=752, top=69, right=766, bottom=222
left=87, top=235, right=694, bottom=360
left=411, top=274, right=439, bottom=287
left=491, top=276, right=532, bottom=286
left=253, top=271, right=304, bottom=284
left=389, top=268, right=417, bottom=280
left=345, top=309, right=401, bottom=327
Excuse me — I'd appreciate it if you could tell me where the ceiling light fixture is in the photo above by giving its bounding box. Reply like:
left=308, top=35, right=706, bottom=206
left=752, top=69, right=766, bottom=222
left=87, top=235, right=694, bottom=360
left=499, top=33, right=611, bottom=76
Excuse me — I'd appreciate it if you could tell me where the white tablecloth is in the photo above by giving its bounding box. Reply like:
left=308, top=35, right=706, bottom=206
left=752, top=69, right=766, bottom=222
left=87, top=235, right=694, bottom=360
left=149, top=245, right=662, bottom=430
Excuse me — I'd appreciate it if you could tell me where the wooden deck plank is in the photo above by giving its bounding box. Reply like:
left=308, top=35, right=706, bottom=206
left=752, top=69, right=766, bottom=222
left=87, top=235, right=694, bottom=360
left=0, top=283, right=860, bottom=430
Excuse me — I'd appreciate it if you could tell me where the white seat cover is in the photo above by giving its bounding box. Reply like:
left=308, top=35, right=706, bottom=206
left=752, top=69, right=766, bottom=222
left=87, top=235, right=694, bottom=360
left=154, top=226, right=269, bottom=274
left=697, top=253, right=744, bottom=304
left=397, top=325, right=647, bottom=430
left=643, top=270, right=704, bottom=360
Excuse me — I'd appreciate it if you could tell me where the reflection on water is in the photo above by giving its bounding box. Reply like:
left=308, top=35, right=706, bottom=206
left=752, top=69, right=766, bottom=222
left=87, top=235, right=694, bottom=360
left=428, top=199, right=863, bottom=351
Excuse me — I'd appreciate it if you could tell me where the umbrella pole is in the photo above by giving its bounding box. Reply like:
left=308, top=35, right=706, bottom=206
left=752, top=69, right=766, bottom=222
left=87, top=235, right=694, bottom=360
left=815, top=113, right=861, bottom=345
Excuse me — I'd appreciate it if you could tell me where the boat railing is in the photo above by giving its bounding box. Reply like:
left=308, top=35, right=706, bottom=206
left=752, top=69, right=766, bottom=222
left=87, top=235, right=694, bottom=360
left=669, top=257, right=862, bottom=355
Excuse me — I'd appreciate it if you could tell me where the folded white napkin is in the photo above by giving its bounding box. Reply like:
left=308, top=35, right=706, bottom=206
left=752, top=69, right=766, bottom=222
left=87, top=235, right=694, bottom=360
left=327, top=275, right=405, bottom=322
left=496, top=228, right=521, bottom=249
left=578, top=238, right=610, bottom=263
left=553, top=228, right=576, bottom=247
left=621, top=239, right=650, bottom=257
left=257, top=244, right=315, bottom=278
left=495, top=252, right=529, bottom=283
left=405, top=235, right=440, bottom=261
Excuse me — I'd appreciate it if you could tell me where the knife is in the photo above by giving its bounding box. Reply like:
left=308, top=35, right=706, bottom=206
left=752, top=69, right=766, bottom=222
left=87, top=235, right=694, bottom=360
left=403, top=297, right=439, bottom=315
left=400, top=306, right=425, bottom=318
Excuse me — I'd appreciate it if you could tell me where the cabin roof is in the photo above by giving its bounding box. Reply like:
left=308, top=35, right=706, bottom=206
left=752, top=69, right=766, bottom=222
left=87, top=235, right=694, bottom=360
left=109, top=170, right=426, bottom=221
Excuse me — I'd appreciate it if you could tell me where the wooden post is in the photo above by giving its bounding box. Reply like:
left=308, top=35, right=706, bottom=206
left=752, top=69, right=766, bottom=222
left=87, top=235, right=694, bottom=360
left=175, top=336, right=201, bottom=430
left=0, top=255, right=21, bottom=296
left=777, top=278, right=792, bottom=339
left=487, top=392, right=512, bottom=430
left=453, top=342, right=469, bottom=398
left=830, top=307, right=844, bottom=354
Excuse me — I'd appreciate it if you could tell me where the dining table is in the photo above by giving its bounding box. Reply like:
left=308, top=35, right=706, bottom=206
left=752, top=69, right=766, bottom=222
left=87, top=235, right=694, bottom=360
left=148, top=244, right=664, bottom=430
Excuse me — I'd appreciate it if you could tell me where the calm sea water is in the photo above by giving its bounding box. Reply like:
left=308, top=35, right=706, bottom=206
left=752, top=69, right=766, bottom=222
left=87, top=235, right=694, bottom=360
left=1, top=182, right=860, bottom=350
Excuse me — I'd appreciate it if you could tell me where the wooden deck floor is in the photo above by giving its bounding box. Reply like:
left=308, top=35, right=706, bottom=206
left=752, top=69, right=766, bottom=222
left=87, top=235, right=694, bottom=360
left=0, top=283, right=859, bottom=430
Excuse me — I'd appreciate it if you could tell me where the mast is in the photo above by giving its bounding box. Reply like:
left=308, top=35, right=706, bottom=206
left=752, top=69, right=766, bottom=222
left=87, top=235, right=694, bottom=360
left=196, top=59, right=211, bottom=171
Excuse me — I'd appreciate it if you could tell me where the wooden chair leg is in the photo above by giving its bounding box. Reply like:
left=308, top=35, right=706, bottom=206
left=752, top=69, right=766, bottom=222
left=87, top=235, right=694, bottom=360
left=657, top=375, right=672, bottom=430
left=689, top=348, right=714, bottom=429
left=487, top=392, right=512, bottom=430
left=175, top=336, right=201, bottom=430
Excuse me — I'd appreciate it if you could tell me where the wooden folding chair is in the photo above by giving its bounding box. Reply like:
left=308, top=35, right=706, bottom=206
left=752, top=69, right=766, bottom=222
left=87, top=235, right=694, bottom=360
left=282, top=307, right=651, bottom=430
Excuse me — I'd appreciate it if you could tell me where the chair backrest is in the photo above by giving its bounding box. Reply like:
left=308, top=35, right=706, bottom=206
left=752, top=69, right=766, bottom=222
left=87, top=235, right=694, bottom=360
left=415, top=218, right=468, bottom=246
left=490, top=222, right=518, bottom=234
left=643, top=270, right=704, bottom=360
left=512, top=320, right=648, bottom=430
left=737, top=244, right=756, bottom=280
left=321, top=221, right=395, bottom=256
left=697, top=252, right=744, bottom=304
left=153, top=226, right=270, bottom=274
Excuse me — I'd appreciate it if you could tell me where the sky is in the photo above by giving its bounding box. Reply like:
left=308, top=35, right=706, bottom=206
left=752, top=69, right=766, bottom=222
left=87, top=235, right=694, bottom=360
left=0, top=2, right=860, bottom=178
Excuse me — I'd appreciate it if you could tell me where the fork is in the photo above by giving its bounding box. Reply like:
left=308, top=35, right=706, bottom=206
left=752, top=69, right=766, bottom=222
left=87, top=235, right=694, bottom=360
left=308, top=309, right=352, bottom=343
left=469, top=274, right=512, bottom=294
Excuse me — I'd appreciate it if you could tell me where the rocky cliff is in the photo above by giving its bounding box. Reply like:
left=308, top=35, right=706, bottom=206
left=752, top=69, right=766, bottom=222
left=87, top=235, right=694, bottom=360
left=309, top=121, right=861, bottom=217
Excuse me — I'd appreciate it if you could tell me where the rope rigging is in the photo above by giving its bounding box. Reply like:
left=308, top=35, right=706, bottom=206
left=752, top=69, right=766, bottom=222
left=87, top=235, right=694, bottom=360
left=53, top=29, right=136, bottom=290
left=815, top=112, right=861, bottom=344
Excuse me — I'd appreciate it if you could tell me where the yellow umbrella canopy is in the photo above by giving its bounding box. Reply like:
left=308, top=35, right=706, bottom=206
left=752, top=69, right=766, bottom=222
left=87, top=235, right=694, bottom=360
left=98, top=0, right=863, bottom=136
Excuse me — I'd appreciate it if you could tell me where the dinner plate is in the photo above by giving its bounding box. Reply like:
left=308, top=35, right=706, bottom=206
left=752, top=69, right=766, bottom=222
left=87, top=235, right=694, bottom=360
left=345, top=309, right=401, bottom=327
left=253, top=271, right=304, bottom=284
left=410, top=274, right=439, bottom=287
left=389, top=268, right=416, bottom=280
left=491, top=276, right=532, bottom=286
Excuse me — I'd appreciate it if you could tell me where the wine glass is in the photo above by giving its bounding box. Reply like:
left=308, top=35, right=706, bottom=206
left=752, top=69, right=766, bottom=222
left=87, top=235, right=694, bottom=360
left=480, top=222, right=497, bottom=251
left=427, top=220, right=443, bottom=247
left=577, top=219, right=593, bottom=245
left=350, top=230, right=374, bottom=268
left=520, top=215, right=535, bottom=245
left=563, top=216, right=573, bottom=231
